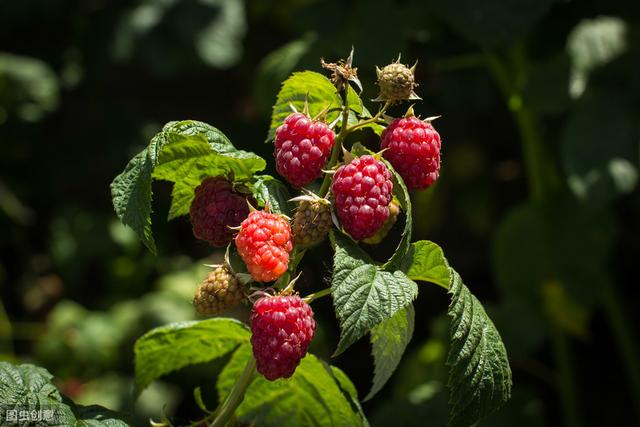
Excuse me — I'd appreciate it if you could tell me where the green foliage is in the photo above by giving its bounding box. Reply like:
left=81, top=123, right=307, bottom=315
left=561, top=92, right=638, bottom=207
left=366, top=305, right=415, bottom=401
left=446, top=269, right=512, bottom=427
left=0, top=362, right=130, bottom=426
left=267, top=71, right=363, bottom=141
left=249, top=174, right=294, bottom=215
left=111, top=120, right=266, bottom=253
left=217, top=344, right=365, bottom=427
left=133, top=318, right=249, bottom=394
left=330, top=231, right=418, bottom=356
left=404, top=240, right=451, bottom=289
left=430, top=0, right=556, bottom=47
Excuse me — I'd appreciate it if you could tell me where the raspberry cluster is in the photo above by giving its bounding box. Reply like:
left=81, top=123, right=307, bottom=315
left=193, top=264, right=243, bottom=315
left=332, top=155, right=393, bottom=240
left=274, top=113, right=335, bottom=188
left=250, top=295, right=316, bottom=380
left=381, top=116, right=441, bottom=191
left=235, top=210, right=293, bottom=282
left=190, top=177, right=253, bottom=247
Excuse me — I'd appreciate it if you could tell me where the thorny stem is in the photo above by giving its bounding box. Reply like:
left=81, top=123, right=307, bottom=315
left=318, top=100, right=391, bottom=197
left=303, top=288, right=332, bottom=303
left=209, top=356, right=257, bottom=427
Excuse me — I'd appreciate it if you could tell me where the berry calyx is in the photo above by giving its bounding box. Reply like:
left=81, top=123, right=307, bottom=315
left=331, top=155, right=393, bottom=240
left=363, top=200, right=400, bottom=245
left=190, top=176, right=255, bottom=247
left=374, top=60, right=420, bottom=103
left=250, top=294, right=316, bottom=380
left=193, top=264, right=244, bottom=315
left=274, top=112, right=336, bottom=188
left=381, top=115, right=441, bottom=191
left=291, top=196, right=332, bottom=249
left=235, top=210, right=293, bottom=282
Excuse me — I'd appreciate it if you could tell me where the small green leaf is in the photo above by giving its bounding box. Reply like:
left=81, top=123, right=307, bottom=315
left=330, top=231, right=418, bottom=356
left=365, top=304, right=415, bottom=401
left=267, top=71, right=363, bottom=142
left=446, top=269, right=512, bottom=427
left=134, top=318, right=249, bottom=395
left=217, top=344, right=364, bottom=427
left=249, top=175, right=294, bottom=215
left=404, top=241, right=451, bottom=289
left=0, top=362, right=130, bottom=426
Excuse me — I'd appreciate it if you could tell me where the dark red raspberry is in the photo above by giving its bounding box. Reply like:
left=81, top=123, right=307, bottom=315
left=274, top=113, right=336, bottom=188
left=190, top=177, right=254, bottom=247
left=331, top=155, right=393, bottom=240
left=235, top=210, right=293, bottom=282
left=250, top=295, right=316, bottom=380
left=381, top=116, right=441, bottom=191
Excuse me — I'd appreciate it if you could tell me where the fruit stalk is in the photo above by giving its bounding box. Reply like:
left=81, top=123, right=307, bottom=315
left=210, top=355, right=257, bottom=427
left=318, top=104, right=350, bottom=197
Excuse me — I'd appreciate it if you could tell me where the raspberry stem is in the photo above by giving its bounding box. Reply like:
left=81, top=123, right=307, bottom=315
left=210, top=355, right=257, bottom=427
left=303, top=287, right=332, bottom=303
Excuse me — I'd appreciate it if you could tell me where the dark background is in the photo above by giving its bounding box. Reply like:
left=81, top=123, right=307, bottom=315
left=1, top=0, right=639, bottom=426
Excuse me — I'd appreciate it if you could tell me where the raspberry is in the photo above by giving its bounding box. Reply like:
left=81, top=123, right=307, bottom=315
left=363, top=201, right=400, bottom=245
left=374, top=61, right=419, bottom=102
left=235, top=210, right=293, bottom=282
left=331, top=155, right=393, bottom=240
left=274, top=113, right=336, bottom=188
left=292, top=198, right=332, bottom=249
left=381, top=116, right=441, bottom=191
left=190, top=176, right=254, bottom=247
left=193, top=264, right=244, bottom=315
left=250, top=295, right=316, bottom=380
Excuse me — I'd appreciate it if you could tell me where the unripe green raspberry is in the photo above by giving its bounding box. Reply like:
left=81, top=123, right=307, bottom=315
left=193, top=264, right=244, bottom=315
left=363, top=201, right=400, bottom=245
left=374, top=61, right=420, bottom=103
left=292, top=198, right=332, bottom=249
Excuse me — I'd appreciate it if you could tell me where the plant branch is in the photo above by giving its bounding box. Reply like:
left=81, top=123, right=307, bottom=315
left=303, top=288, right=332, bottom=303
left=604, top=281, right=640, bottom=422
left=210, top=355, right=257, bottom=427
left=318, top=105, right=350, bottom=197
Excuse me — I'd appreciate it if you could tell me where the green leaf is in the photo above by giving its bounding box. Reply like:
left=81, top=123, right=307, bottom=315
left=330, top=231, right=418, bottom=356
left=0, top=362, right=130, bottom=426
left=249, top=175, right=294, bottom=215
left=404, top=241, right=451, bottom=289
left=267, top=71, right=363, bottom=142
left=446, top=269, right=512, bottom=427
left=217, top=344, right=364, bottom=427
left=365, top=304, right=415, bottom=401
left=195, top=0, right=247, bottom=69
left=134, top=318, right=249, bottom=395
left=111, top=120, right=266, bottom=252
left=153, top=123, right=266, bottom=220
left=111, top=145, right=157, bottom=254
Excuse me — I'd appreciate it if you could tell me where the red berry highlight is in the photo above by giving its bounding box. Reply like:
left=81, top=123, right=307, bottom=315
left=190, top=177, right=253, bottom=247
left=235, top=211, right=293, bottom=282
left=274, top=113, right=336, bottom=188
left=331, top=155, right=393, bottom=240
left=250, top=295, right=316, bottom=380
left=381, top=116, right=441, bottom=191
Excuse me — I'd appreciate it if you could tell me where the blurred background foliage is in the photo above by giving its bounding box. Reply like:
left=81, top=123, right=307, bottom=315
left=1, top=0, right=639, bottom=425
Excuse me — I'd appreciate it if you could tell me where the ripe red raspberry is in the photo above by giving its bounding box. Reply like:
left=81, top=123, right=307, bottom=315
left=331, top=155, right=393, bottom=240
left=190, top=177, right=254, bottom=247
left=381, top=116, right=441, bottom=191
left=250, top=295, right=316, bottom=380
left=274, top=113, right=336, bottom=188
left=235, top=211, right=293, bottom=282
